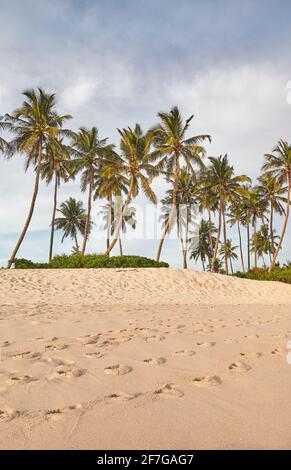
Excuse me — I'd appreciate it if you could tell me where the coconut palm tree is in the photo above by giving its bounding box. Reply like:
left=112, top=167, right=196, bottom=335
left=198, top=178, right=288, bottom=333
left=4, top=88, right=72, bottom=268
left=256, top=172, right=286, bottom=259
left=71, top=127, right=114, bottom=255
left=41, top=139, right=73, bottom=261
left=54, top=198, right=91, bottom=252
left=228, top=200, right=246, bottom=272
left=262, top=140, right=291, bottom=271
left=153, top=106, right=211, bottom=262
left=219, top=239, right=238, bottom=274
left=204, top=155, right=250, bottom=273
left=102, top=124, right=159, bottom=255
left=197, top=171, right=218, bottom=256
left=252, top=223, right=279, bottom=268
left=190, top=218, right=216, bottom=271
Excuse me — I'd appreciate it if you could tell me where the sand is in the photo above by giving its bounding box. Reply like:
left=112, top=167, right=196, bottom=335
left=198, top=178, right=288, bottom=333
left=0, top=268, right=291, bottom=449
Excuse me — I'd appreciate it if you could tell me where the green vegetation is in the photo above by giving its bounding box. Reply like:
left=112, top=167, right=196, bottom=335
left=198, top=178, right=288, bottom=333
left=235, top=266, right=291, bottom=284
left=13, top=255, right=169, bottom=269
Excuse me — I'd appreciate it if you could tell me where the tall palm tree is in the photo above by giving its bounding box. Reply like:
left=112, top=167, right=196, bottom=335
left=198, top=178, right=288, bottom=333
left=244, top=186, right=268, bottom=269
left=153, top=106, right=211, bottom=261
left=262, top=140, right=291, bottom=271
left=205, top=155, right=250, bottom=273
left=54, top=198, right=90, bottom=252
left=256, top=172, right=286, bottom=259
left=4, top=88, right=72, bottom=268
left=219, top=239, right=238, bottom=274
left=41, top=139, right=73, bottom=261
left=102, top=124, right=159, bottom=255
left=190, top=218, right=216, bottom=271
left=228, top=200, right=246, bottom=272
left=94, top=172, right=128, bottom=253
left=71, top=127, right=114, bottom=255
left=197, top=171, right=218, bottom=257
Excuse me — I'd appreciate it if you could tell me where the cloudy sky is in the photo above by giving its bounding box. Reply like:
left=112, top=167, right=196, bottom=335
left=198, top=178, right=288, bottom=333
left=0, top=0, right=291, bottom=268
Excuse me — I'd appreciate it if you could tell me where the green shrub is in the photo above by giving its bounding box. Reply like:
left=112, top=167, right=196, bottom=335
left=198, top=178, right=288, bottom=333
left=14, top=255, right=169, bottom=269
left=235, top=266, right=291, bottom=284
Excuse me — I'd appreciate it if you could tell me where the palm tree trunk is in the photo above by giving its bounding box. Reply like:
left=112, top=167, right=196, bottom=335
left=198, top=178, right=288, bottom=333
left=208, top=208, right=214, bottom=254
left=253, top=219, right=257, bottom=269
left=119, top=237, right=123, bottom=256
left=107, top=194, right=112, bottom=254
left=74, top=233, right=79, bottom=252
left=237, top=221, right=245, bottom=272
left=82, top=176, right=93, bottom=255
left=211, top=200, right=222, bottom=272
left=230, top=257, right=234, bottom=275
left=202, top=258, right=205, bottom=271
left=7, top=140, right=43, bottom=268
left=262, top=253, right=266, bottom=269
left=270, top=203, right=274, bottom=259
left=156, top=153, right=180, bottom=262
left=270, top=175, right=291, bottom=271
left=180, top=238, right=187, bottom=269
left=49, top=172, right=58, bottom=262
left=247, top=223, right=250, bottom=271
left=104, top=178, right=134, bottom=255
left=223, top=208, right=228, bottom=274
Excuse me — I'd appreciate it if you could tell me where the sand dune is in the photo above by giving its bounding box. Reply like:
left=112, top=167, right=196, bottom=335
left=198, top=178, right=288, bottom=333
left=0, top=268, right=291, bottom=449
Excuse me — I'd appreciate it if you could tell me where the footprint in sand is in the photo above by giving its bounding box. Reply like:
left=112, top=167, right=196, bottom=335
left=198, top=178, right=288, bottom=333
left=192, top=375, right=221, bottom=387
left=228, top=361, right=251, bottom=373
left=174, top=350, right=196, bottom=357
left=45, top=344, right=69, bottom=351
left=55, top=367, right=87, bottom=378
left=239, top=352, right=262, bottom=359
left=107, top=392, right=140, bottom=401
left=244, top=334, right=259, bottom=340
left=104, top=364, right=132, bottom=376
left=84, top=352, right=104, bottom=359
left=270, top=348, right=285, bottom=356
left=196, top=341, right=216, bottom=348
left=153, top=383, right=184, bottom=399
left=143, top=357, right=166, bottom=365
left=7, top=374, right=37, bottom=384
left=144, top=335, right=166, bottom=343
left=0, top=408, right=20, bottom=422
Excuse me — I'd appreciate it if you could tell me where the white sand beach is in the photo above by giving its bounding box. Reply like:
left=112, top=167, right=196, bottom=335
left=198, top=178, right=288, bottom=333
left=0, top=268, right=291, bottom=449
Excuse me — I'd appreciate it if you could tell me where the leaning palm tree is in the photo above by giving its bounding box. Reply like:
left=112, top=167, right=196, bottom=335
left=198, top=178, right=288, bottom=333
left=102, top=124, right=159, bottom=255
left=262, top=140, right=291, bottom=271
left=54, top=198, right=90, bottom=252
left=41, top=139, right=73, bottom=261
left=219, top=239, right=238, bottom=275
left=204, top=155, right=250, bottom=273
left=4, top=88, right=72, bottom=268
left=153, top=106, right=211, bottom=261
left=71, top=127, right=114, bottom=255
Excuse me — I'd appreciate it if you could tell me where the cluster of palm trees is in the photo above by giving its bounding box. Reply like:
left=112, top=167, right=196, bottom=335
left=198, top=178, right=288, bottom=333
left=1, top=88, right=291, bottom=272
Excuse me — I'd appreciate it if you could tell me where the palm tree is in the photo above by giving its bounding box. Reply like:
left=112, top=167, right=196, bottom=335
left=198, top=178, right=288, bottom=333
left=94, top=172, right=128, bottom=253
left=41, top=139, right=73, bottom=261
left=102, top=124, right=159, bottom=255
left=4, top=88, right=72, bottom=268
left=71, top=127, right=114, bottom=255
left=197, top=171, right=218, bottom=257
left=262, top=140, right=291, bottom=271
left=252, top=224, right=279, bottom=268
left=219, top=239, right=238, bottom=274
left=153, top=106, right=211, bottom=261
left=228, top=201, right=246, bottom=272
left=244, top=186, right=268, bottom=269
left=204, top=155, right=250, bottom=273
left=190, top=218, right=216, bottom=271
left=256, top=172, right=286, bottom=259
left=54, top=198, right=90, bottom=252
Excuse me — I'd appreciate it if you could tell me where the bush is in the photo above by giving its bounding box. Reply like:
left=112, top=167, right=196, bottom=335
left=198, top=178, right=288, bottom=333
left=235, top=266, right=291, bottom=284
left=14, top=255, right=169, bottom=269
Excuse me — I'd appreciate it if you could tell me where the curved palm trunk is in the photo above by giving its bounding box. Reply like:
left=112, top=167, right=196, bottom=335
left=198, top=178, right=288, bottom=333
left=223, top=208, right=228, bottom=274
left=49, top=172, right=58, bottom=262
left=104, top=178, right=134, bottom=255
left=7, top=140, right=43, bottom=268
left=156, top=154, right=180, bottom=262
left=211, top=200, right=222, bottom=272
left=247, top=223, right=250, bottom=271
left=270, top=174, right=291, bottom=271
left=82, top=176, right=93, bottom=255
left=119, top=237, right=123, bottom=256
left=269, top=203, right=274, bottom=261
left=237, top=221, right=245, bottom=272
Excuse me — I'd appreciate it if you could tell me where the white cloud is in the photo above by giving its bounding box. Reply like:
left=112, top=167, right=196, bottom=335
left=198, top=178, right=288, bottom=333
left=60, top=78, right=99, bottom=110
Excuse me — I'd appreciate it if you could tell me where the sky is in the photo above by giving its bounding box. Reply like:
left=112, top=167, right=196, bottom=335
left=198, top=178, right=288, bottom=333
left=0, top=0, right=291, bottom=268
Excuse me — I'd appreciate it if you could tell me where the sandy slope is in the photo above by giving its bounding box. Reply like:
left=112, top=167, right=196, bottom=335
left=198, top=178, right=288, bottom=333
left=0, top=268, right=291, bottom=449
